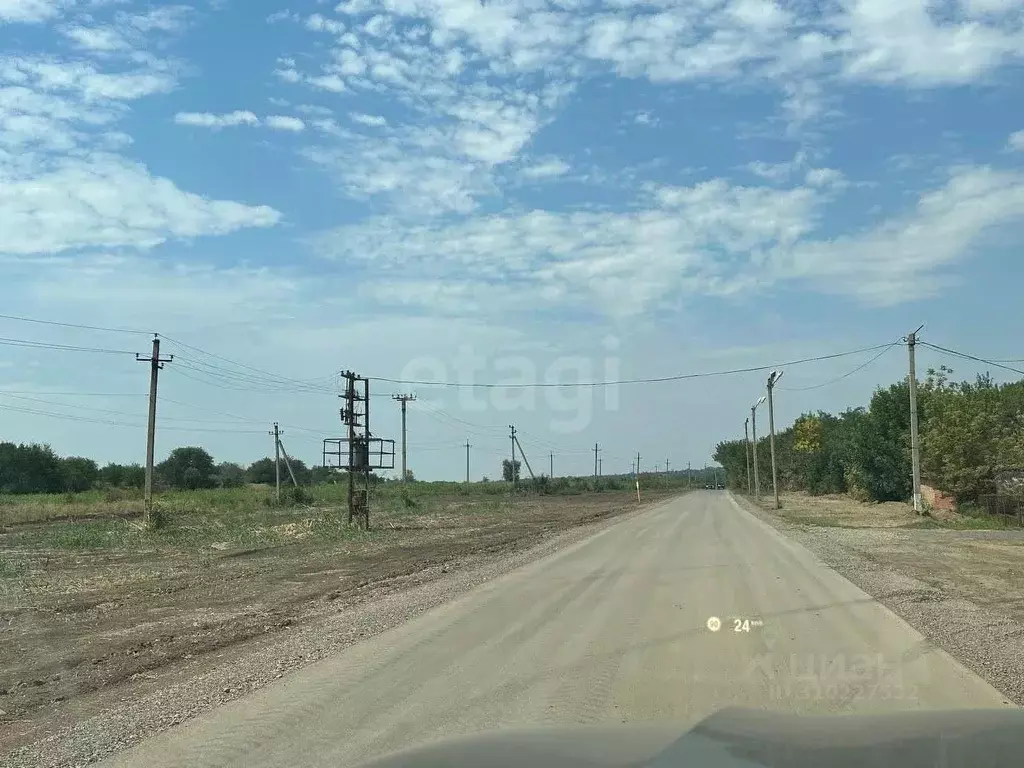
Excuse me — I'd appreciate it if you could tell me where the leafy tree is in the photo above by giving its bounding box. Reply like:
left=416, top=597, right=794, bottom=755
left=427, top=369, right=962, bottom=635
left=246, top=457, right=277, bottom=485
left=403, top=468, right=416, bottom=482
left=308, top=465, right=338, bottom=485
left=215, top=462, right=246, bottom=488
left=502, top=458, right=521, bottom=482
left=120, top=463, right=146, bottom=489
left=60, top=456, right=99, bottom=492
left=922, top=375, right=1024, bottom=501
left=0, top=442, right=64, bottom=494
left=286, top=457, right=312, bottom=485
left=157, top=447, right=216, bottom=490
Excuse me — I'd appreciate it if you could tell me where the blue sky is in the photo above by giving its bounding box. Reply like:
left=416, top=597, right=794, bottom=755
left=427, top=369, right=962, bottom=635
left=1, top=0, right=1023, bottom=480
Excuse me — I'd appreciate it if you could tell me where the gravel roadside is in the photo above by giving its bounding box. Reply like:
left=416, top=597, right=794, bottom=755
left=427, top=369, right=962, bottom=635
left=734, top=494, right=1024, bottom=707
left=2, top=496, right=674, bottom=768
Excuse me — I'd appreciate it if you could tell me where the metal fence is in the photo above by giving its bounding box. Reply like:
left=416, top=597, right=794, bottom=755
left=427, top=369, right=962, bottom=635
left=978, top=494, right=1024, bottom=523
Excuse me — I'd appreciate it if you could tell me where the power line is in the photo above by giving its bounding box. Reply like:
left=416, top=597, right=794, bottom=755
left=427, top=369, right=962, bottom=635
left=372, top=342, right=896, bottom=388
left=920, top=342, right=1024, bottom=377
left=0, top=336, right=136, bottom=355
left=171, top=358, right=336, bottom=394
left=162, top=336, right=338, bottom=392
left=0, top=390, right=145, bottom=397
left=158, top=396, right=325, bottom=434
left=0, top=313, right=152, bottom=335
left=0, top=403, right=266, bottom=433
left=779, top=341, right=901, bottom=392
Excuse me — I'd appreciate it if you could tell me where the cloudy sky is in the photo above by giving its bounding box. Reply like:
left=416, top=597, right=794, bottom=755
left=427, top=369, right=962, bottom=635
left=1, top=0, right=1023, bottom=481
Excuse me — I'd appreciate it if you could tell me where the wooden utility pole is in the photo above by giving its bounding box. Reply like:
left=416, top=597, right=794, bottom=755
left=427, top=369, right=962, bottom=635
left=598, top=457, right=602, bottom=476
left=465, top=440, right=471, bottom=483
left=271, top=422, right=282, bottom=502
left=593, top=442, right=600, bottom=478
left=392, top=394, right=416, bottom=482
left=908, top=327, right=924, bottom=513
left=136, top=335, right=172, bottom=525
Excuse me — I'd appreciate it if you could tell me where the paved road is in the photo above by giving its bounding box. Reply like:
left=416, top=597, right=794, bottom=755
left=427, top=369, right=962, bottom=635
left=101, top=491, right=1010, bottom=768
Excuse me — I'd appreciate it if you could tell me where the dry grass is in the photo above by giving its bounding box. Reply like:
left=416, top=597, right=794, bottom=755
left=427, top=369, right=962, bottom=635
left=756, top=491, right=918, bottom=528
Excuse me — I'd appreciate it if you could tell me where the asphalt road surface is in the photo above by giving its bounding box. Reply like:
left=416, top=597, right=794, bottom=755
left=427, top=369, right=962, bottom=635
left=100, top=491, right=1011, bottom=768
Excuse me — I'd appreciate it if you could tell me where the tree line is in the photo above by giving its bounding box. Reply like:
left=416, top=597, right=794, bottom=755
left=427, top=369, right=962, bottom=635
left=713, top=367, right=1024, bottom=504
left=0, top=443, right=341, bottom=494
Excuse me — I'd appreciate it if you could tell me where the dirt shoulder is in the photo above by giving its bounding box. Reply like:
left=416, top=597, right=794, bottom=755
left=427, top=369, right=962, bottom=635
left=1, top=490, right=680, bottom=768
left=736, top=491, right=1024, bottom=706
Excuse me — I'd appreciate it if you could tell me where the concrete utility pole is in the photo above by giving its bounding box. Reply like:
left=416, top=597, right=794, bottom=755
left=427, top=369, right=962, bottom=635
left=744, top=417, right=752, bottom=495
left=767, top=370, right=784, bottom=510
left=277, top=435, right=299, bottom=487
left=271, top=422, right=282, bottom=502
left=509, top=425, right=517, bottom=489
left=907, top=327, right=924, bottom=513
left=636, top=452, right=641, bottom=475
left=136, top=335, right=172, bottom=525
left=751, top=396, right=766, bottom=501
left=593, top=443, right=600, bottom=478
left=549, top=452, right=554, bottom=479
left=598, top=457, right=602, bottom=476
left=666, top=459, right=670, bottom=474
left=392, top=394, right=416, bottom=482
left=465, top=441, right=471, bottom=483
left=687, top=461, right=691, bottom=488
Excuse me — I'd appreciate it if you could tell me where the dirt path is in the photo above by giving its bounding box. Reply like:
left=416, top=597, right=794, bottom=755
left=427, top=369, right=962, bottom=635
left=1, top=491, right=679, bottom=767
left=736, top=492, right=1024, bottom=707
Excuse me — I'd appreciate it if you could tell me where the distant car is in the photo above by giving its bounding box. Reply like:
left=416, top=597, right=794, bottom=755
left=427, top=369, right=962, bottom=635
left=716, top=484, right=724, bottom=490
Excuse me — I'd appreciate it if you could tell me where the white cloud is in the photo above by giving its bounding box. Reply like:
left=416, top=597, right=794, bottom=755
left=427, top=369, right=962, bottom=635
left=747, top=152, right=808, bottom=183
left=0, top=0, right=62, bottom=23
left=273, top=0, right=1023, bottom=215
left=172, top=112, right=307, bottom=133
left=351, top=112, right=387, bottom=127
left=310, top=165, right=1024, bottom=315
left=1009, top=130, right=1024, bottom=151
left=315, top=177, right=821, bottom=316
left=0, top=19, right=281, bottom=259
left=174, top=110, right=259, bottom=129
left=779, top=166, right=1024, bottom=303
left=521, top=157, right=570, bottom=180
left=61, top=25, right=131, bottom=52
left=306, top=13, right=345, bottom=34
left=308, top=74, right=347, bottom=92
left=804, top=167, right=846, bottom=188
left=265, top=115, right=306, bottom=132
left=0, top=154, right=281, bottom=255
left=834, top=0, right=1024, bottom=86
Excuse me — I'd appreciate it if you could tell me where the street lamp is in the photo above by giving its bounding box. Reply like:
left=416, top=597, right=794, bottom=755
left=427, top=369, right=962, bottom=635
left=767, top=370, right=784, bottom=510
left=751, top=395, right=766, bottom=501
